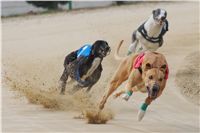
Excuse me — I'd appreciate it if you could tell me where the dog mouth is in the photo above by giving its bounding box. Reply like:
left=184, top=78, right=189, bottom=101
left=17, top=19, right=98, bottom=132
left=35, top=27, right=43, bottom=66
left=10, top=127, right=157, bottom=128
left=106, top=48, right=111, bottom=56
left=155, top=19, right=163, bottom=26
left=101, top=52, right=107, bottom=57
left=159, top=20, right=163, bottom=25
left=159, top=17, right=166, bottom=25
left=147, top=84, right=159, bottom=99
left=155, top=17, right=166, bottom=25
left=99, top=47, right=111, bottom=57
left=159, top=19, right=165, bottom=25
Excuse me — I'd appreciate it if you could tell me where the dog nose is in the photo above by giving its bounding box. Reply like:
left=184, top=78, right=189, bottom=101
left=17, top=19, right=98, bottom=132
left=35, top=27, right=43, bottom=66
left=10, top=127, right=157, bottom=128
left=152, top=84, right=159, bottom=92
left=106, top=47, right=111, bottom=55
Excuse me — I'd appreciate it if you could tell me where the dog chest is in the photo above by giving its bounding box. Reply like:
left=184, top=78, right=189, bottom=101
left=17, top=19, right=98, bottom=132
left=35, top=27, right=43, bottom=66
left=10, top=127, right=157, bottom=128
left=137, top=33, right=160, bottom=52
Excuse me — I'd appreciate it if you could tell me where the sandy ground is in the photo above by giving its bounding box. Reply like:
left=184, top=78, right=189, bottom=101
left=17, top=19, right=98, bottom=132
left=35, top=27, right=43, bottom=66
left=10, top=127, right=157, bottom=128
left=176, top=51, right=200, bottom=105
left=2, top=2, right=200, bottom=133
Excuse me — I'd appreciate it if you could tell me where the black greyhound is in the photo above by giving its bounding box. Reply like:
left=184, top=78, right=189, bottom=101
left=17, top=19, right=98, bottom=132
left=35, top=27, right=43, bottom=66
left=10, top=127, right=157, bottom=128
left=59, top=40, right=111, bottom=94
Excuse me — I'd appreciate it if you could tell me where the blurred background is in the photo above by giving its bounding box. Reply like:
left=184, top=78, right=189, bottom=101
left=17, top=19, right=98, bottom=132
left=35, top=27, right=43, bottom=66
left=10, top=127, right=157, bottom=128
left=1, top=1, right=150, bottom=17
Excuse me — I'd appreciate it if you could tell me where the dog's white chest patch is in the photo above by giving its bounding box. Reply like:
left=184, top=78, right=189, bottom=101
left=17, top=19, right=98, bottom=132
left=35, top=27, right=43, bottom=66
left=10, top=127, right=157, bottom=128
left=136, top=33, right=160, bottom=52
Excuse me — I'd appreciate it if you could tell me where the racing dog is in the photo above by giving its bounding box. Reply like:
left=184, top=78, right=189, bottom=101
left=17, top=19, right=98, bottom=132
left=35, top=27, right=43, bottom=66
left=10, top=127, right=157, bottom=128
left=59, top=40, right=111, bottom=94
left=127, top=8, right=169, bottom=55
left=99, top=40, right=169, bottom=121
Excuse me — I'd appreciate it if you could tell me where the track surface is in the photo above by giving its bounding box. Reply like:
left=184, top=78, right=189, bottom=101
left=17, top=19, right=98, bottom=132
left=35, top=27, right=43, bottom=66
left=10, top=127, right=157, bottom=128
left=2, top=2, right=199, bottom=133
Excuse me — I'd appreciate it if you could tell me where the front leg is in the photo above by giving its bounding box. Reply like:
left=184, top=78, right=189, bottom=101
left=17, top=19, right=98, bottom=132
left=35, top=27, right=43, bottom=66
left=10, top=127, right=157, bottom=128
left=81, top=58, right=101, bottom=81
left=137, top=97, right=153, bottom=121
left=137, top=84, right=165, bottom=122
left=122, top=69, right=142, bottom=101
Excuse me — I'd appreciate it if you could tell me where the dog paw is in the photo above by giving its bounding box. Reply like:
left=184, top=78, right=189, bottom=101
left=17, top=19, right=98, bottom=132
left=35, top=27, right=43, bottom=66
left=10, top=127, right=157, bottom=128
left=137, top=109, right=146, bottom=121
left=60, top=91, right=65, bottom=95
left=99, top=103, right=104, bottom=110
left=121, top=93, right=130, bottom=101
left=113, top=93, right=120, bottom=99
left=81, top=75, right=87, bottom=81
left=99, top=99, right=106, bottom=110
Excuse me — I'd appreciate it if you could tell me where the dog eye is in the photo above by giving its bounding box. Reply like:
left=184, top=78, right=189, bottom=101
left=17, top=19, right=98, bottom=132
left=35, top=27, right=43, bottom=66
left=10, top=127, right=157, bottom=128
left=159, top=78, right=163, bottom=82
left=149, top=75, right=153, bottom=80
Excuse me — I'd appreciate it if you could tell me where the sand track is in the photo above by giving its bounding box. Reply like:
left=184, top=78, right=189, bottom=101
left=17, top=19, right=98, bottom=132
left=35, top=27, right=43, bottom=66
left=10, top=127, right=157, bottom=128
left=2, top=2, right=199, bottom=132
left=175, top=51, right=200, bottom=105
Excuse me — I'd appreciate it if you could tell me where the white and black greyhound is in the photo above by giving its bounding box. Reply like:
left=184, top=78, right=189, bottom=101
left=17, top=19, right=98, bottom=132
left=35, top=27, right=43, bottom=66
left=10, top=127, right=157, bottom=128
left=128, top=8, right=169, bottom=55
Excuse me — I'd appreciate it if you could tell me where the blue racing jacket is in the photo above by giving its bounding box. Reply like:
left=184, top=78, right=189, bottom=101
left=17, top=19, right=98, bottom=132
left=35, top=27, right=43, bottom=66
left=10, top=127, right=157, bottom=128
left=75, top=44, right=92, bottom=87
left=77, top=44, right=92, bottom=58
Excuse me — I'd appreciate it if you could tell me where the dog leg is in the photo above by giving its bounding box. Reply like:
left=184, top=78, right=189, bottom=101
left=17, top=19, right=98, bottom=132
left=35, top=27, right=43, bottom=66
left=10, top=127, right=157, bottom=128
left=99, top=57, right=134, bottom=110
left=127, top=40, right=139, bottom=55
left=86, top=85, right=93, bottom=92
left=127, top=31, right=139, bottom=55
left=99, top=79, right=126, bottom=110
left=70, top=84, right=82, bottom=94
left=137, top=97, right=153, bottom=121
left=137, top=81, right=166, bottom=121
left=59, top=68, right=69, bottom=95
left=81, top=58, right=101, bottom=81
left=67, top=78, right=75, bottom=85
left=121, top=83, right=133, bottom=101
left=122, top=70, right=142, bottom=101
left=113, top=90, right=125, bottom=99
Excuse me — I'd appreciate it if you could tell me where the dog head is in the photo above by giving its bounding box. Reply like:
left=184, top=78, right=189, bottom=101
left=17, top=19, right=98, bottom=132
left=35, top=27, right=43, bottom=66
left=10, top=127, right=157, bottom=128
left=142, top=63, right=167, bottom=99
left=152, top=8, right=167, bottom=25
left=92, top=40, right=111, bottom=58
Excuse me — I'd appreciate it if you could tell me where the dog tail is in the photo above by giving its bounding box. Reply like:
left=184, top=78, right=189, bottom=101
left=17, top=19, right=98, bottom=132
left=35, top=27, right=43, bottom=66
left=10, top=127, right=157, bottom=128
left=114, top=40, right=124, bottom=60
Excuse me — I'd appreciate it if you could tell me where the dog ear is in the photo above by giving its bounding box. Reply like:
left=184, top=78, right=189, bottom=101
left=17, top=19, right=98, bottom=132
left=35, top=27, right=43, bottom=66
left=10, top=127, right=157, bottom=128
left=152, top=9, right=157, bottom=19
left=164, top=11, right=167, bottom=18
left=160, top=64, right=167, bottom=72
left=152, top=10, right=156, bottom=15
left=91, top=41, right=100, bottom=55
left=152, top=9, right=160, bottom=19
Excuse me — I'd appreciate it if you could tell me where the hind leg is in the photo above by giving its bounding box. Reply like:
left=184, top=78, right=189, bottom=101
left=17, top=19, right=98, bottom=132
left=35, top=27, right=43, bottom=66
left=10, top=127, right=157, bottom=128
left=59, top=68, right=69, bottom=95
left=127, top=31, right=139, bottom=55
left=99, top=58, right=133, bottom=110
left=70, top=84, right=82, bottom=94
left=86, top=85, right=93, bottom=92
left=59, top=52, right=77, bottom=94
left=99, top=78, right=127, bottom=110
left=70, top=84, right=93, bottom=94
left=67, top=78, right=75, bottom=85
